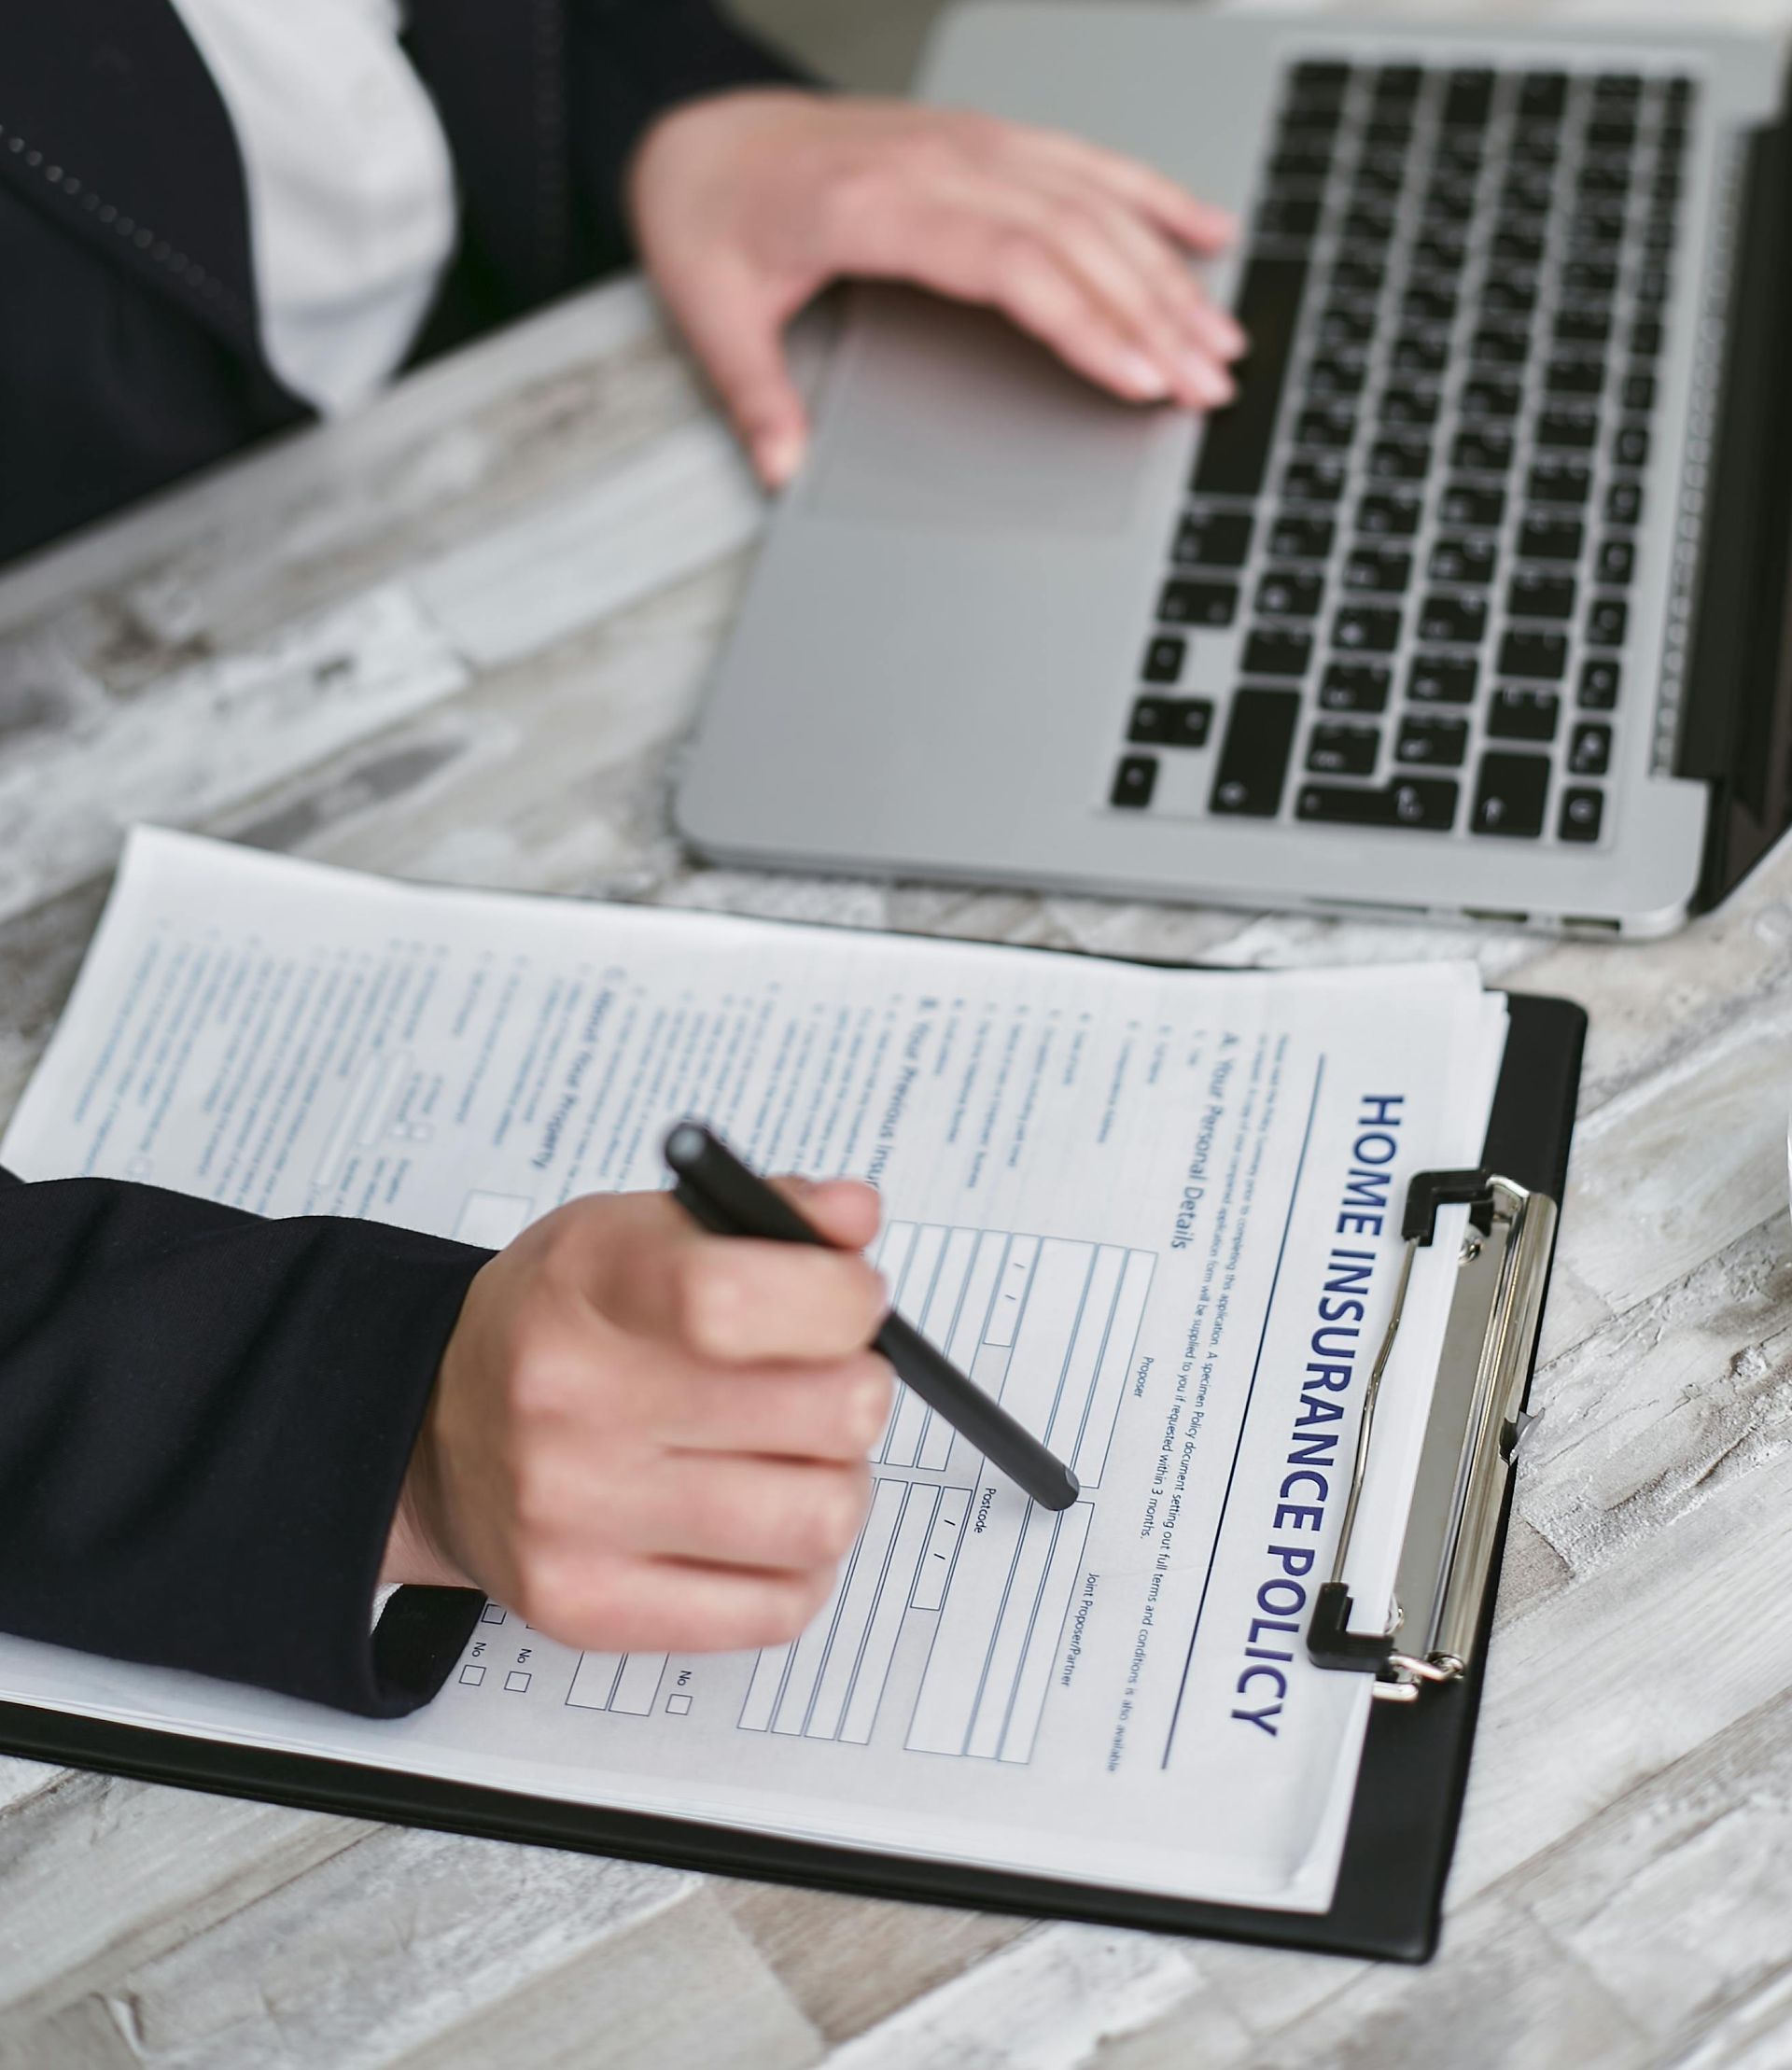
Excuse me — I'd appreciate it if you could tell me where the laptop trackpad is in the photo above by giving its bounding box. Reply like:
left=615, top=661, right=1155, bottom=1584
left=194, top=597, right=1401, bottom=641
left=805, top=287, right=1164, bottom=537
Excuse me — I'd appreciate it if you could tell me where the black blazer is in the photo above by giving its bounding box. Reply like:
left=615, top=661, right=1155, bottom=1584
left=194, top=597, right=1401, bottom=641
left=0, top=0, right=801, bottom=565
left=0, top=0, right=797, bottom=1714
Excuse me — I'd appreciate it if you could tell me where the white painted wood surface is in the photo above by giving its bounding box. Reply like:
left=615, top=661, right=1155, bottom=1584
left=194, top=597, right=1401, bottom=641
left=3, top=73, right=1792, bottom=2070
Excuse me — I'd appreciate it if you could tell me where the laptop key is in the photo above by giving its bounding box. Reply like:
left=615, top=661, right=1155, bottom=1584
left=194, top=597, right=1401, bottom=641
left=1471, top=752, right=1550, bottom=836
left=1559, top=786, right=1604, bottom=842
left=1173, top=511, right=1254, bottom=567
left=1296, top=405, right=1356, bottom=449
left=1528, top=459, right=1591, bottom=506
left=1318, top=302, right=1376, bottom=347
left=1579, top=657, right=1621, bottom=709
left=1295, top=776, right=1458, bottom=831
left=1380, top=385, right=1439, bottom=430
left=1507, top=571, right=1576, bottom=621
left=1440, top=482, right=1505, bottom=528
left=1605, top=478, right=1645, bottom=525
left=1631, top=316, right=1664, bottom=357
left=1428, top=535, right=1496, bottom=585
left=1556, top=308, right=1613, bottom=346
left=1568, top=721, right=1612, bottom=776
left=1451, top=429, right=1513, bottom=473
left=1308, top=355, right=1367, bottom=399
left=1588, top=596, right=1629, bottom=646
left=1471, top=325, right=1529, bottom=367
left=1283, top=457, right=1347, bottom=504
left=1407, top=652, right=1478, bottom=705
left=1193, top=256, right=1309, bottom=497
left=1270, top=145, right=1333, bottom=184
left=1332, top=257, right=1386, bottom=297
left=1211, top=688, right=1300, bottom=816
left=1372, top=63, right=1421, bottom=102
left=1111, top=755, right=1158, bottom=808
left=1480, top=275, right=1538, bottom=317
left=1443, top=69, right=1494, bottom=126
left=1462, top=378, right=1522, bottom=422
left=1547, top=358, right=1604, bottom=398
left=1491, top=225, right=1546, bottom=269
left=1488, top=688, right=1561, bottom=742
left=1613, top=423, right=1651, bottom=468
left=1518, top=71, right=1568, bottom=119
left=1395, top=714, right=1468, bottom=767
left=1419, top=594, right=1488, bottom=645
left=1241, top=628, right=1313, bottom=677
left=1595, top=538, right=1635, bottom=584
left=1369, top=438, right=1431, bottom=483
left=1343, top=547, right=1412, bottom=594
left=1498, top=629, right=1568, bottom=679
left=1307, top=723, right=1379, bottom=776
left=1142, top=635, right=1187, bottom=684
left=1413, top=231, right=1468, bottom=274
left=1334, top=605, right=1402, bottom=652
left=1268, top=512, right=1336, bottom=560
left=1393, top=331, right=1450, bottom=375
left=1258, top=196, right=1323, bottom=241
left=1129, top=696, right=1214, bottom=748
left=1256, top=568, right=1325, bottom=618
left=1320, top=661, right=1391, bottom=712
left=1517, top=515, right=1584, bottom=561
left=1159, top=578, right=1239, bottom=627
left=1537, top=408, right=1599, bottom=451
left=1621, top=371, right=1658, bottom=413
left=1404, top=284, right=1459, bottom=324
left=1357, top=491, right=1422, bottom=538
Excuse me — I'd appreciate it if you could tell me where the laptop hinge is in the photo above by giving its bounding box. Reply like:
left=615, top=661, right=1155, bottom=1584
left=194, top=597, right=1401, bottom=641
left=1680, top=93, right=1792, bottom=908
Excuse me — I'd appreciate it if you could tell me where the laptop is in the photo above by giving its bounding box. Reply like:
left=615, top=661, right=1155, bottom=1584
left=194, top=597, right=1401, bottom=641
left=679, top=5, right=1792, bottom=937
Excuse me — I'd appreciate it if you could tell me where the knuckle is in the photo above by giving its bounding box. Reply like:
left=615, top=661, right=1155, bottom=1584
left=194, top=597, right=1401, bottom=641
left=991, top=230, right=1052, bottom=302
left=679, top=1251, right=743, bottom=1356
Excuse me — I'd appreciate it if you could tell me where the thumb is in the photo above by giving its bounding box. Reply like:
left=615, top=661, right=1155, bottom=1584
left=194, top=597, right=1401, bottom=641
left=672, top=265, right=811, bottom=488
left=776, top=1175, right=884, bottom=1253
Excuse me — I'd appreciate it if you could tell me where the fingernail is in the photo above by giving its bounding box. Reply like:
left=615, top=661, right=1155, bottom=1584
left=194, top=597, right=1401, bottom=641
left=1214, top=316, right=1250, bottom=360
left=754, top=427, right=805, bottom=489
left=1115, top=349, right=1171, bottom=400
left=1187, top=358, right=1236, bottom=407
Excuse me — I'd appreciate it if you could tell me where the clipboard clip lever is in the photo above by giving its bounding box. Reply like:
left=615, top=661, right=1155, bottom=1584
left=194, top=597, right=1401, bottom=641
left=1307, top=1168, right=1559, bottom=1702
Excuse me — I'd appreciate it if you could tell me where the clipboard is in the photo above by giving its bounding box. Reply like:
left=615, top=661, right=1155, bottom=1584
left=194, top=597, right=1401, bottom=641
left=0, top=989, right=1584, bottom=1965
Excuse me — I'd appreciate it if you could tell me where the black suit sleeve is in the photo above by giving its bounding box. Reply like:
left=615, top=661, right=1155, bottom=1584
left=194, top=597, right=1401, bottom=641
left=567, top=0, right=815, bottom=261
left=0, top=1169, right=489, bottom=1714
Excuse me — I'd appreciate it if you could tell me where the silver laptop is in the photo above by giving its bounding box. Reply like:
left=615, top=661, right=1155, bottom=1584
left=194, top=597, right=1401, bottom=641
left=679, top=4, right=1792, bottom=937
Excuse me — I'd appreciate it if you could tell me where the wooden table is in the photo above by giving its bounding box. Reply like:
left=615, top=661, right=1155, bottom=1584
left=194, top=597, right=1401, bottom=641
left=0, top=259, right=1789, bottom=2069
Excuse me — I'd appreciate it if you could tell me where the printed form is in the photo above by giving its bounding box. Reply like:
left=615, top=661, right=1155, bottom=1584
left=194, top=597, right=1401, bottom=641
left=0, top=830, right=1507, bottom=1912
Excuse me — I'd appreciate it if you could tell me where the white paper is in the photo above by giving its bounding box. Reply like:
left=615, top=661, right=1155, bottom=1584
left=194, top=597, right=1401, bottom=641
left=0, top=829, right=1507, bottom=1911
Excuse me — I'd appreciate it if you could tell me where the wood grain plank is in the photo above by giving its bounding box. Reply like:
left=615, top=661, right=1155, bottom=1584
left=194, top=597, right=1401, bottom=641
left=67, top=1825, right=690, bottom=2070
left=717, top=1881, right=1031, bottom=2047
left=1512, top=1691, right=1792, bottom=2053
left=1102, top=1895, right=1647, bottom=2070
left=0, top=1776, right=365, bottom=2020
left=819, top=1923, right=1227, bottom=2070
left=393, top=1888, right=821, bottom=2070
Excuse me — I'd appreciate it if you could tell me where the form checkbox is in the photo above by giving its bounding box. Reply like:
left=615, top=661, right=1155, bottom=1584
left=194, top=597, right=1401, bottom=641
left=479, top=1602, right=506, bottom=1625
left=504, top=1671, right=531, bottom=1693
left=458, top=1664, right=485, bottom=1686
left=666, top=1692, right=693, bottom=1714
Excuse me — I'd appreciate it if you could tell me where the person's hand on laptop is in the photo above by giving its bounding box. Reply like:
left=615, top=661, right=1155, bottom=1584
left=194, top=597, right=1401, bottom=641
left=629, top=89, right=1245, bottom=490
left=381, top=1179, right=893, bottom=1652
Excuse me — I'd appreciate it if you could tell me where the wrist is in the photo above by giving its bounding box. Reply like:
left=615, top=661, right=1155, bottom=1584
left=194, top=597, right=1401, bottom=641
left=381, top=1401, right=467, bottom=1590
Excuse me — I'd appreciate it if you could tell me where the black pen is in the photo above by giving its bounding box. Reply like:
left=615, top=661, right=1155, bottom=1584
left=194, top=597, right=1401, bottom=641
left=663, top=1121, right=1081, bottom=1512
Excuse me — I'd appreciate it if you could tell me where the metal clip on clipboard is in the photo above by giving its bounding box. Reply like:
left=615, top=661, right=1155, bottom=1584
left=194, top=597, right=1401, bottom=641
left=1307, top=1169, right=1558, bottom=1703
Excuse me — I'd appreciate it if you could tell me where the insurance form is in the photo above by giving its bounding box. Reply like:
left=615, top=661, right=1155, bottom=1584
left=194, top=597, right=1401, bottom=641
left=0, top=830, right=1508, bottom=1912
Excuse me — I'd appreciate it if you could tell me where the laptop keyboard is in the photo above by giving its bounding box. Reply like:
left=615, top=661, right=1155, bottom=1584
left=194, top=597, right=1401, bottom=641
left=1111, top=57, right=1696, bottom=847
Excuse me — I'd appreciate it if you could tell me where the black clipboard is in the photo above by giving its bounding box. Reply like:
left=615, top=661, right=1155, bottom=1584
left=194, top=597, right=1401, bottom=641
left=0, top=991, right=1584, bottom=1965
